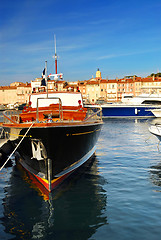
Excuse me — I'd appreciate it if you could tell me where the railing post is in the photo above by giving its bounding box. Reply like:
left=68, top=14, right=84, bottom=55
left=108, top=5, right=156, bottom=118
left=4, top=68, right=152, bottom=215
left=36, top=97, right=62, bottom=122
left=36, top=98, right=39, bottom=122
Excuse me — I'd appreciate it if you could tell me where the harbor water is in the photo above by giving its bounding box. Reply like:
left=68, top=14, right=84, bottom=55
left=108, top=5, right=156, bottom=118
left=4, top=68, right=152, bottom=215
left=1, top=117, right=161, bottom=239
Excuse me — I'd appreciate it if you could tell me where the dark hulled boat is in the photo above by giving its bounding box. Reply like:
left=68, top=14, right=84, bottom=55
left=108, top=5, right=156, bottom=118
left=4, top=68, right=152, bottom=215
left=1, top=91, right=103, bottom=192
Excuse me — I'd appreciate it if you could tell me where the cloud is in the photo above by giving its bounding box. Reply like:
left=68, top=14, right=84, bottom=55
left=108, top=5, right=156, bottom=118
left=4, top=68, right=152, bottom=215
left=98, top=48, right=161, bottom=60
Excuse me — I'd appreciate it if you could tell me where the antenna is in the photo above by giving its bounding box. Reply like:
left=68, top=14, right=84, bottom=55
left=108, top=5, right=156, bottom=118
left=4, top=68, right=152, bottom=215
left=54, top=35, right=57, bottom=55
left=54, top=34, right=58, bottom=74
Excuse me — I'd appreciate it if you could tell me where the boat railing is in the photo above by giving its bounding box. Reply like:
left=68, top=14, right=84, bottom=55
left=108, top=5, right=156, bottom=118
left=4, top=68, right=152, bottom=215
left=36, top=97, right=63, bottom=122
left=84, top=106, right=102, bottom=122
left=2, top=101, right=102, bottom=124
left=3, top=110, right=21, bottom=124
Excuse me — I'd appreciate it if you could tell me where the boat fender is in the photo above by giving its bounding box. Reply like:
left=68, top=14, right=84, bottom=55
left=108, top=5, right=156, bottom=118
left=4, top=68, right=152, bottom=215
left=135, top=108, right=138, bottom=115
left=0, top=140, right=15, bottom=164
left=78, top=100, right=82, bottom=108
left=47, top=114, right=53, bottom=123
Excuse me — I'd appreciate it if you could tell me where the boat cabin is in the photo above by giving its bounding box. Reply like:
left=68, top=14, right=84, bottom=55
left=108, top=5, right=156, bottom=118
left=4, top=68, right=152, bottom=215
left=19, top=92, right=87, bottom=123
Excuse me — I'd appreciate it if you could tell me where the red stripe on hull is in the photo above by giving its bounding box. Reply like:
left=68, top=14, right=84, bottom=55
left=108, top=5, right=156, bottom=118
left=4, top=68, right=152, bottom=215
left=19, top=161, right=76, bottom=193
left=51, top=169, right=75, bottom=190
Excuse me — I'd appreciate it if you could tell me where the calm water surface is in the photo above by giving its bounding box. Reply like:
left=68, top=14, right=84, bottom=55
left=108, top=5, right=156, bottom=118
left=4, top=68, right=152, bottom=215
left=1, top=118, right=161, bottom=239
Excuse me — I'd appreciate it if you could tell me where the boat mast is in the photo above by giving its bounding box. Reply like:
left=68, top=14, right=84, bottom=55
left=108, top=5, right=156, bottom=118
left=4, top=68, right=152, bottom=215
left=54, top=35, right=58, bottom=74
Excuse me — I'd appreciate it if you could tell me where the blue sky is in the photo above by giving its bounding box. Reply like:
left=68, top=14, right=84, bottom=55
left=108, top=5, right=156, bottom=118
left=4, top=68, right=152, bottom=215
left=0, top=0, right=161, bottom=85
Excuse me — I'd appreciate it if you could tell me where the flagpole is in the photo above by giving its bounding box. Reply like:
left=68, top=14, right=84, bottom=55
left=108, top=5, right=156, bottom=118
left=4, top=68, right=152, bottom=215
left=45, top=60, right=48, bottom=98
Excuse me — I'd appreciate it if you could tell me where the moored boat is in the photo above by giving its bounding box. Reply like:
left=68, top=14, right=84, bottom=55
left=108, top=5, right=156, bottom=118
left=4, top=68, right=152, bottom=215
left=1, top=90, right=103, bottom=192
left=149, top=123, right=161, bottom=141
left=86, top=94, right=161, bottom=118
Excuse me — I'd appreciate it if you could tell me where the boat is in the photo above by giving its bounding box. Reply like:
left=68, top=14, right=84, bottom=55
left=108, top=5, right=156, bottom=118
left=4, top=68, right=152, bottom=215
left=0, top=88, right=103, bottom=192
left=149, top=123, right=161, bottom=141
left=121, top=93, right=161, bottom=105
left=86, top=94, right=161, bottom=118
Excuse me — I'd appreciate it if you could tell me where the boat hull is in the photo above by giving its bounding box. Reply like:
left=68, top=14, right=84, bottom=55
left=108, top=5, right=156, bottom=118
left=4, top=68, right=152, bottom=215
left=87, top=104, right=160, bottom=118
left=4, top=122, right=102, bottom=191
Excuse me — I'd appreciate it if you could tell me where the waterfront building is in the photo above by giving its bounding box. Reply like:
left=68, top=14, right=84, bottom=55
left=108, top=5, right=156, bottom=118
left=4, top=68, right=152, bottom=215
left=78, top=81, right=87, bottom=99
left=86, top=77, right=100, bottom=103
left=65, top=81, right=79, bottom=92
left=141, top=77, right=161, bottom=94
left=133, top=77, right=142, bottom=96
left=106, top=79, right=117, bottom=102
left=0, top=82, right=31, bottom=105
left=99, top=79, right=108, bottom=101
left=16, top=83, right=31, bottom=103
left=0, top=86, right=17, bottom=105
left=31, top=78, right=43, bottom=92
left=1, top=71, right=161, bottom=105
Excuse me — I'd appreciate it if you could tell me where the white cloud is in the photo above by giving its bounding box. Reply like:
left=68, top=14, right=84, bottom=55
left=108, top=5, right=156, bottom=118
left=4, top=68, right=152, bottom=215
left=98, top=48, right=161, bottom=60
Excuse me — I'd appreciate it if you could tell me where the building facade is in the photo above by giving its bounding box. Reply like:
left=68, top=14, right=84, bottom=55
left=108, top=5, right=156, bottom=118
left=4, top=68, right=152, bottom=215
left=1, top=71, right=161, bottom=106
left=0, top=82, right=31, bottom=105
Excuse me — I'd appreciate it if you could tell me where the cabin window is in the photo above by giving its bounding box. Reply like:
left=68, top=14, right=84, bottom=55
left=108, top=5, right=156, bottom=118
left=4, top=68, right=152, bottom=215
left=124, top=95, right=133, bottom=98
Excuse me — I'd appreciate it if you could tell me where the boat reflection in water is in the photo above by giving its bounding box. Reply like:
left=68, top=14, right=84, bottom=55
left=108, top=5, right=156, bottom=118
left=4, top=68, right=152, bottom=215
left=150, top=162, right=161, bottom=188
left=1, top=156, right=107, bottom=240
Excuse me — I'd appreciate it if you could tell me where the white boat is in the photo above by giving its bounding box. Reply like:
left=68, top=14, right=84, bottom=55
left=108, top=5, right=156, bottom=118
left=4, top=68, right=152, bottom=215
left=121, top=93, right=161, bottom=105
left=149, top=123, right=161, bottom=141
left=86, top=93, right=161, bottom=118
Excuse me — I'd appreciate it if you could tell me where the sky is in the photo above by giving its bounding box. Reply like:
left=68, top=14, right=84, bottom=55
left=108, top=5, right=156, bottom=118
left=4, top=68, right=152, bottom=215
left=0, top=0, right=161, bottom=85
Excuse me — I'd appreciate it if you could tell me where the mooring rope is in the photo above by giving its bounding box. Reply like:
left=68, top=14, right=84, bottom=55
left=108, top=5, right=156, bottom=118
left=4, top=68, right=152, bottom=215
left=0, top=122, right=34, bottom=171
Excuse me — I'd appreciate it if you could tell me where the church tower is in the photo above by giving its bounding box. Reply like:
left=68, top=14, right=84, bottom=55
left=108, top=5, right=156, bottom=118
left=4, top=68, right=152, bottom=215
left=96, top=68, right=101, bottom=79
